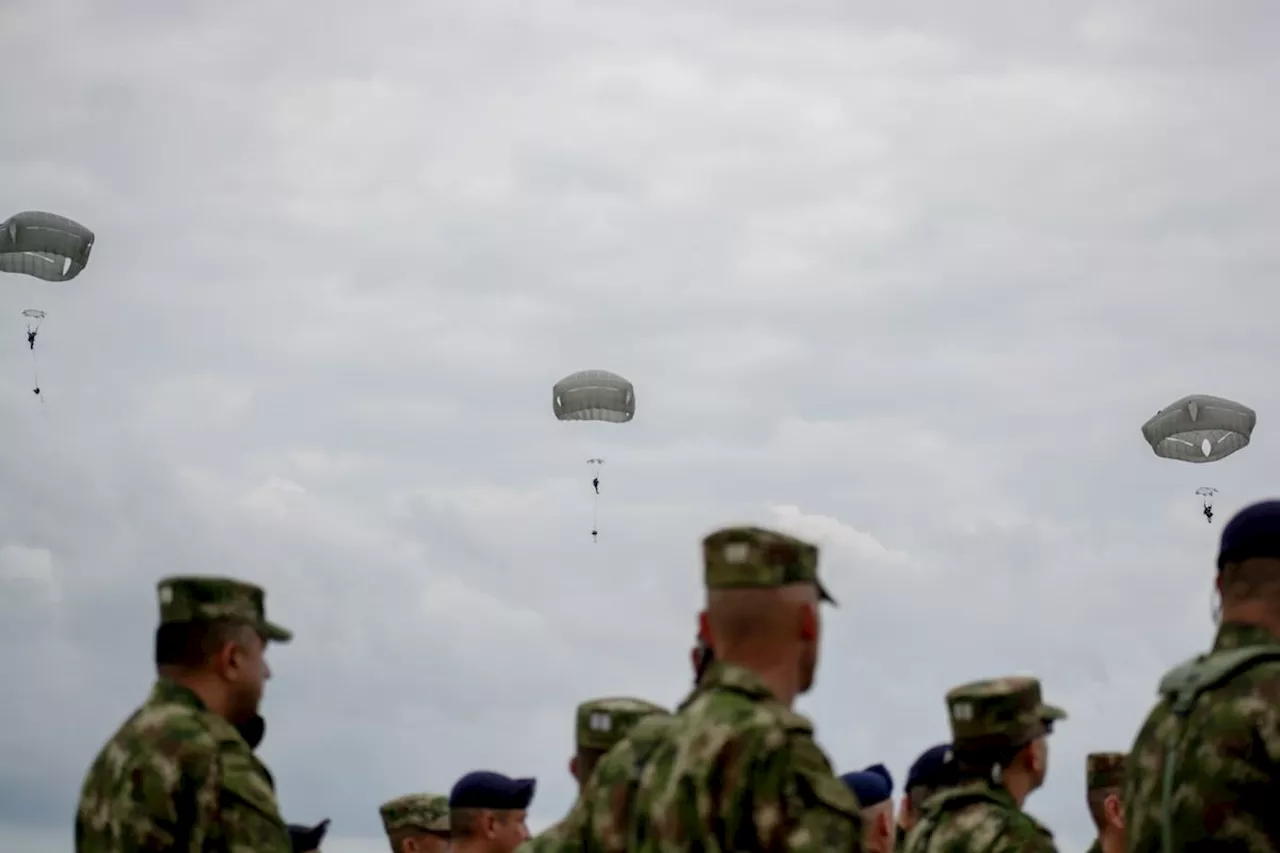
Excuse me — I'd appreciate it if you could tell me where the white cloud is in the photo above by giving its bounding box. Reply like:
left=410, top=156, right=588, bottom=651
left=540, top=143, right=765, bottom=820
left=1, top=1, right=1277, bottom=852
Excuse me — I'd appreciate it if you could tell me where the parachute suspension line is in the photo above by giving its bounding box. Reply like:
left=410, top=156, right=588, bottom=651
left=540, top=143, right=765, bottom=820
left=29, top=348, right=42, bottom=402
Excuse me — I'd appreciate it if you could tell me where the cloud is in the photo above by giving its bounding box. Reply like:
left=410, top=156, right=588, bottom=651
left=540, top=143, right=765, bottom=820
left=2, top=1, right=1278, bottom=852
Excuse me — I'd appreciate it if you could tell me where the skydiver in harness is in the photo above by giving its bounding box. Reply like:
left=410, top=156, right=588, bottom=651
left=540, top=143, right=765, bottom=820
left=592, top=476, right=599, bottom=495
left=1204, top=502, right=1214, bottom=523
left=26, top=329, right=36, bottom=350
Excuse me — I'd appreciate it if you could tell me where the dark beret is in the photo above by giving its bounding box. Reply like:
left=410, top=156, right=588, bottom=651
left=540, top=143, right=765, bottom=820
left=840, top=763, right=893, bottom=807
left=905, top=743, right=955, bottom=792
left=449, top=771, right=536, bottom=810
left=287, top=819, right=330, bottom=853
left=1218, top=500, right=1280, bottom=570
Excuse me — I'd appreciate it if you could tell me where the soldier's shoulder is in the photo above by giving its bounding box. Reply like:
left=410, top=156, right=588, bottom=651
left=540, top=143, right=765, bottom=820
left=925, top=798, right=1054, bottom=853
left=97, top=697, right=228, bottom=774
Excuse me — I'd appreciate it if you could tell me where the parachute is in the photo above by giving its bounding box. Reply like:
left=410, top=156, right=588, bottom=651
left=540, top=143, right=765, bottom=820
left=553, top=370, right=636, bottom=540
left=0, top=211, right=94, bottom=282
left=1141, top=394, right=1256, bottom=463
left=1196, top=487, right=1219, bottom=524
left=552, top=369, right=636, bottom=423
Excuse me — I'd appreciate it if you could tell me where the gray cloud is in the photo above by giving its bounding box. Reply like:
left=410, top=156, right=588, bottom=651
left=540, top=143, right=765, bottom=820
left=2, top=1, right=1278, bottom=851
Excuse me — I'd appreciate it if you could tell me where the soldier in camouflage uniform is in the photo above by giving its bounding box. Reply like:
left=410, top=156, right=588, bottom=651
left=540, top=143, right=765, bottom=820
left=903, top=676, right=1065, bottom=853
left=380, top=793, right=451, bottom=853
left=1124, top=499, right=1280, bottom=852
left=520, top=697, right=669, bottom=852
left=895, top=744, right=956, bottom=852
left=570, top=525, right=864, bottom=853
left=1082, top=753, right=1124, bottom=853
left=75, top=576, right=293, bottom=853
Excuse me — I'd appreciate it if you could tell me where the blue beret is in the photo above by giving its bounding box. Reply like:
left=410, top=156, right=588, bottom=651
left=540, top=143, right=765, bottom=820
left=840, top=763, right=893, bottom=807
left=905, top=743, right=955, bottom=792
left=287, top=819, right=330, bottom=853
left=449, top=771, right=536, bottom=810
left=1218, top=500, right=1280, bottom=570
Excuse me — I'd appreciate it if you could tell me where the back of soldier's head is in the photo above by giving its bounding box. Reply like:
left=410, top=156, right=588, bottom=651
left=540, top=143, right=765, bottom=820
left=944, top=676, right=1066, bottom=785
left=153, top=576, right=291, bottom=674
left=701, top=526, right=833, bottom=655
left=1217, top=501, right=1280, bottom=610
left=379, top=794, right=450, bottom=853
left=572, top=697, right=669, bottom=785
left=1085, top=752, right=1126, bottom=833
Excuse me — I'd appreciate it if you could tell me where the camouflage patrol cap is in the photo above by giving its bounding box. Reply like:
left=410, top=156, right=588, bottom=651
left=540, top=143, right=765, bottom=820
left=157, top=576, right=291, bottom=642
left=379, top=793, right=450, bottom=835
left=575, top=696, right=669, bottom=752
left=703, top=526, right=834, bottom=604
left=1086, top=752, right=1126, bottom=791
left=945, top=676, right=1066, bottom=748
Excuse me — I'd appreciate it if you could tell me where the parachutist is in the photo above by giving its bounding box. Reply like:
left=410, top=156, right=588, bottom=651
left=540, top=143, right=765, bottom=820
left=592, top=477, right=599, bottom=494
left=591, top=529, right=598, bottom=542
left=1204, top=503, right=1214, bottom=523
left=26, top=330, right=35, bottom=349
left=32, top=387, right=39, bottom=396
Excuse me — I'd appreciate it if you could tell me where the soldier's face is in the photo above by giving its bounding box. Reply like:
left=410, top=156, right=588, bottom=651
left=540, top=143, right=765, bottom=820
left=798, top=600, right=819, bottom=693
left=224, top=630, right=269, bottom=721
left=492, top=811, right=529, bottom=853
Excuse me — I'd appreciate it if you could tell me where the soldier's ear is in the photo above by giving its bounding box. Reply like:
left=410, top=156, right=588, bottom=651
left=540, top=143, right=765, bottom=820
left=798, top=600, right=818, bottom=642
left=1104, top=792, right=1124, bottom=828
left=568, top=756, right=579, bottom=782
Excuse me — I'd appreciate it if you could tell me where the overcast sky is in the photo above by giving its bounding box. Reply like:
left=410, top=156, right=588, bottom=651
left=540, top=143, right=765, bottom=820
left=2, top=1, right=1279, bottom=851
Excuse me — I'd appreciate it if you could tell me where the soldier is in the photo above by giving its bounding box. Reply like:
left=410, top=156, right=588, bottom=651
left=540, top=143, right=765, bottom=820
left=1124, top=499, right=1280, bottom=851
left=903, top=676, right=1065, bottom=853
left=379, top=794, right=451, bottom=853
left=1082, top=753, right=1124, bottom=853
left=521, top=696, right=669, bottom=852
left=573, top=525, right=863, bottom=853
left=450, top=771, right=536, bottom=853
left=75, top=576, right=293, bottom=853
left=841, top=765, right=896, bottom=853
left=895, top=744, right=956, bottom=848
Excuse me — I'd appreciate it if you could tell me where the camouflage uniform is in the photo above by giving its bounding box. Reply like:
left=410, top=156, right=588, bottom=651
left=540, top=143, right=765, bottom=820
left=571, top=526, right=861, bottom=853
left=1123, top=621, right=1280, bottom=852
left=1083, top=752, right=1123, bottom=853
left=521, top=697, right=669, bottom=853
left=903, top=677, right=1065, bottom=853
left=379, top=793, right=451, bottom=847
left=75, top=576, right=293, bottom=853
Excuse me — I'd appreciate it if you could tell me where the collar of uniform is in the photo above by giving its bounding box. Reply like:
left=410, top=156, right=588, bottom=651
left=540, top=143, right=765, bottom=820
left=683, top=661, right=776, bottom=704
left=148, top=677, right=211, bottom=711
left=1212, top=621, right=1280, bottom=652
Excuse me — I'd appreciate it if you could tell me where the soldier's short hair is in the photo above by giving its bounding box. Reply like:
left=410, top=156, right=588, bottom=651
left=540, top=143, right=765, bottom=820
left=154, top=618, right=255, bottom=668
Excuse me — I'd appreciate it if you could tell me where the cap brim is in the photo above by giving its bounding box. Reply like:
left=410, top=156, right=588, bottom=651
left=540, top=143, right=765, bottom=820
left=512, top=778, right=537, bottom=809
left=817, top=579, right=837, bottom=606
left=1038, top=702, right=1067, bottom=722
left=261, top=621, right=292, bottom=643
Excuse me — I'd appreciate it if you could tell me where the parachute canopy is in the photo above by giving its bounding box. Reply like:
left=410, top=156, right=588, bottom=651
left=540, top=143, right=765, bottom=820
left=21, top=309, right=45, bottom=321
left=0, top=211, right=94, bottom=282
left=553, top=370, right=635, bottom=423
left=1141, top=394, right=1256, bottom=463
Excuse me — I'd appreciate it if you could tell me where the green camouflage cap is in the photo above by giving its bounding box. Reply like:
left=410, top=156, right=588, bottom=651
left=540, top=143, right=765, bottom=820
left=945, top=676, right=1066, bottom=747
left=379, top=793, right=450, bottom=835
left=575, top=696, right=669, bottom=752
left=702, top=526, right=834, bottom=604
left=157, top=576, right=292, bottom=642
left=1086, top=752, right=1126, bottom=791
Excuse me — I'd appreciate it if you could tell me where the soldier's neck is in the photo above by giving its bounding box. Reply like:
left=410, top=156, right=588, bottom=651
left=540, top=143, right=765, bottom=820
left=732, top=659, right=799, bottom=707
left=1000, top=771, right=1032, bottom=808
left=163, top=671, right=232, bottom=720
left=1099, top=828, right=1124, bottom=853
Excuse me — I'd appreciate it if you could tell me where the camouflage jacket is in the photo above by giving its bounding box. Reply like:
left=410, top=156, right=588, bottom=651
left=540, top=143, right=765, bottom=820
left=1123, top=621, right=1280, bottom=852
left=75, top=679, right=291, bottom=853
left=902, top=780, right=1056, bottom=853
left=568, top=661, right=862, bottom=853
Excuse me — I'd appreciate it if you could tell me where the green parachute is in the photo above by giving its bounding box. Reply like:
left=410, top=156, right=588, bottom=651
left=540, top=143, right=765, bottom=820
left=1141, top=394, right=1257, bottom=523
left=0, top=211, right=94, bottom=282
left=553, top=370, right=636, bottom=540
